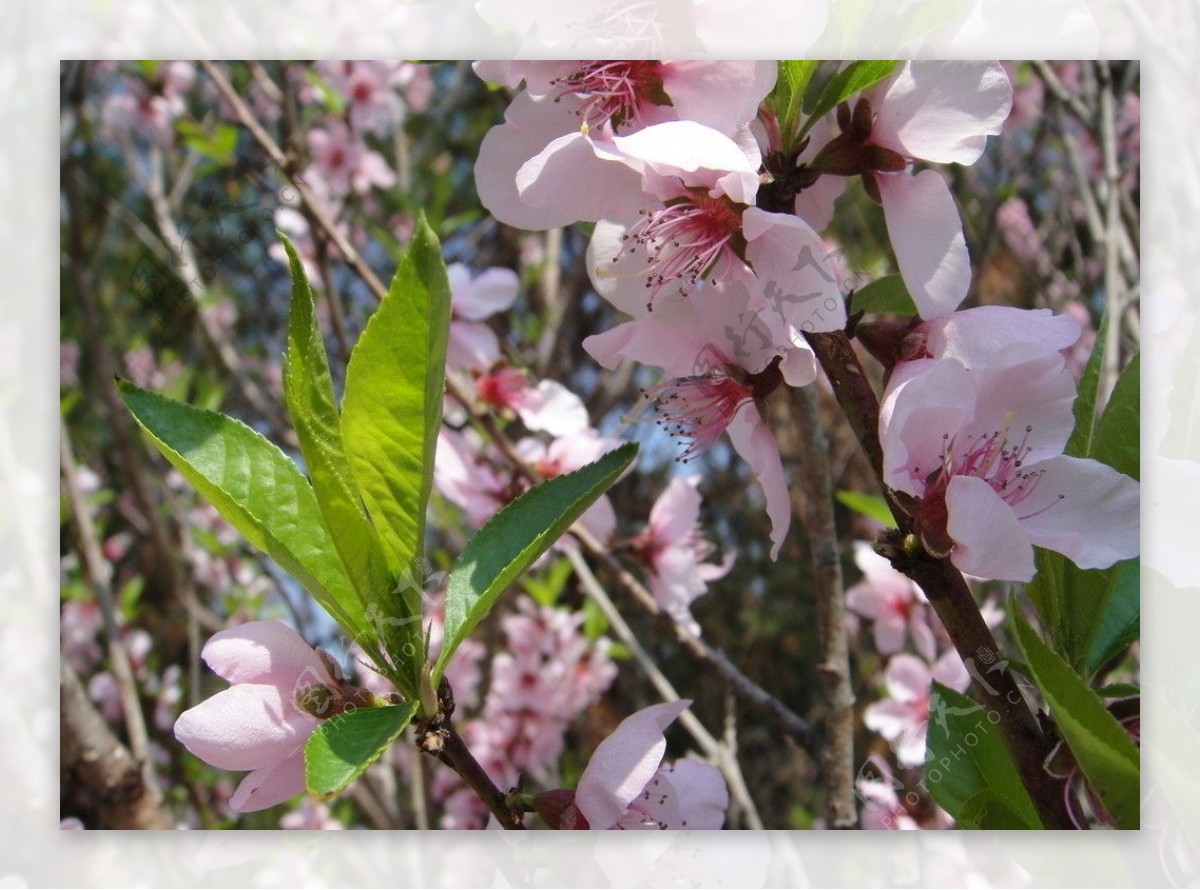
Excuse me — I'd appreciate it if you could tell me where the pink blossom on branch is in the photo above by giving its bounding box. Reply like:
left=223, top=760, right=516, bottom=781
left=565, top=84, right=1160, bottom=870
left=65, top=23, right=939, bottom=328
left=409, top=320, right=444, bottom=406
left=474, top=61, right=775, bottom=229
left=446, top=263, right=520, bottom=372
left=845, top=541, right=936, bottom=660
left=830, top=60, right=1017, bottom=316
left=553, top=700, right=728, bottom=829
left=174, top=620, right=379, bottom=813
left=880, top=345, right=1139, bottom=582
left=474, top=366, right=590, bottom=438
left=584, top=274, right=809, bottom=558
left=863, top=651, right=971, bottom=768
left=580, top=121, right=847, bottom=333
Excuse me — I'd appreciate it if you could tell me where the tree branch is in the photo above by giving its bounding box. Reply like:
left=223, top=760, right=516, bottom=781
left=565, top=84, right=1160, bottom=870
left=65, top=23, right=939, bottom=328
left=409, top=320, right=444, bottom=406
left=806, top=329, right=1073, bottom=830
left=790, top=385, right=857, bottom=828
left=61, top=663, right=173, bottom=830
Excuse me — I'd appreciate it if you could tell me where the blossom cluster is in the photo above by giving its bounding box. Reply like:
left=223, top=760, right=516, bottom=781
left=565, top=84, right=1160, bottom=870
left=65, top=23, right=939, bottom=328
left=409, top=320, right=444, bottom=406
left=472, top=59, right=1139, bottom=582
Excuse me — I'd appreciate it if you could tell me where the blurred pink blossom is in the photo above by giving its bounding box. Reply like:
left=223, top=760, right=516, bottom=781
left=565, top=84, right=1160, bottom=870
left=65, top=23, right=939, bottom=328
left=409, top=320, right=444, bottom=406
left=632, top=475, right=733, bottom=636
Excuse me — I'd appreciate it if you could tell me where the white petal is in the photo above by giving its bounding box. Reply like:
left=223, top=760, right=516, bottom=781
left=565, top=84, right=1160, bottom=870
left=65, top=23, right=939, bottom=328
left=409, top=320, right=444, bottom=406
left=743, top=209, right=846, bottom=334
left=945, top=475, right=1036, bottom=582
left=726, top=402, right=789, bottom=560
left=575, top=700, right=690, bottom=829
left=1015, top=455, right=1139, bottom=570
left=878, top=169, right=971, bottom=319
left=872, top=62, right=1012, bottom=166
left=201, top=620, right=328, bottom=686
left=515, top=379, right=590, bottom=437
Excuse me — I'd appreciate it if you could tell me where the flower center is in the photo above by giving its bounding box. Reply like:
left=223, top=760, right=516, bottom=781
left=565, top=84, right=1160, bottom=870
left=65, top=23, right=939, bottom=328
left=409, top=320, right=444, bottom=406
left=614, top=195, right=745, bottom=311
left=645, top=364, right=755, bottom=463
left=912, top=416, right=1064, bottom=553
left=552, top=61, right=665, bottom=131
left=476, top=367, right=525, bottom=411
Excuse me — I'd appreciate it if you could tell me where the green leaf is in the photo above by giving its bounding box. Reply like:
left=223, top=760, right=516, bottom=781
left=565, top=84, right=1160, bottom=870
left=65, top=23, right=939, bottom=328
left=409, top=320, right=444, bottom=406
left=773, top=61, right=819, bottom=147
left=1030, top=551, right=1139, bottom=678
left=305, top=702, right=419, bottom=798
left=835, top=489, right=896, bottom=527
left=1096, top=682, right=1140, bottom=699
left=1026, top=548, right=1066, bottom=653
left=1013, top=610, right=1140, bottom=829
left=959, top=789, right=1038, bottom=829
left=434, top=442, right=638, bottom=687
left=521, top=557, right=574, bottom=608
left=341, top=214, right=451, bottom=601
left=799, top=60, right=899, bottom=140
left=582, top=597, right=609, bottom=642
left=280, top=236, right=397, bottom=663
left=1092, top=354, right=1139, bottom=480
left=1080, top=558, right=1140, bottom=677
left=176, top=120, right=239, bottom=166
left=925, top=682, right=1043, bottom=829
left=118, top=381, right=370, bottom=641
left=848, top=274, right=917, bottom=316
left=1065, top=310, right=1109, bottom=459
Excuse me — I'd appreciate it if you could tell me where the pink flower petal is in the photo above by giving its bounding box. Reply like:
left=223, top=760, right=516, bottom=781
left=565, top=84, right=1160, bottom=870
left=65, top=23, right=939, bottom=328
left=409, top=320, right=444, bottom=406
left=742, top=208, right=846, bottom=335
left=201, top=620, right=329, bottom=687
left=575, top=700, right=690, bottom=829
left=880, top=358, right=976, bottom=497
left=878, top=169, right=971, bottom=319
left=920, top=306, right=1082, bottom=366
left=945, top=475, right=1036, bottom=582
left=660, top=61, right=777, bottom=136
left=883, top=653, right=933, bottom=703
left=516, top=131, right=646, bottom=225
left=610, top=120, right=760, bottom=199
left=583, top=318, right=713, bottom=380
left=964, top=345, right=1078, bottom=465
left=873, top=615, right=909, bottom=656
left=446, top=320, right=501, bottom=372
left=726, top=402, right=789, bottom=560
left=662, top=758, right=729, bottom=829
left=1012, top=455, right=1140, bottom=570
left=475, top=92, right=605, bottom=230
left=228, top=749, right=308, bottom=813
left=174, top=683, right=318, bottom=771
left=454, top=267, right=520, bottom=320
left=648, top=476, right=703, bottom=542
left=514, top=379, right=590, bottom=437
left=863, top=698, right=916, bottom=742
left=872, top=62, right=1013, bottom=166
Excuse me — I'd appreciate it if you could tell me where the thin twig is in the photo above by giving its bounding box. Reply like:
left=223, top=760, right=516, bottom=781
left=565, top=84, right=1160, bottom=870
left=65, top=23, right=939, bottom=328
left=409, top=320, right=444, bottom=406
left=61, top=422, right=160, bottom=801
left=1097, top=62, right=1124, bottom=403
left=535, top=227, right=565, bottom=376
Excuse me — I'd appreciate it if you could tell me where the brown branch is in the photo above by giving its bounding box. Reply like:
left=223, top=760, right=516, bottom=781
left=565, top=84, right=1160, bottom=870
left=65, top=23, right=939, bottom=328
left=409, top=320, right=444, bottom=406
left=878, top=538, right=1073, bottom=829
left=806, top=329, right=1073, bottom=829
left=61, top=663, right=174, bottom=830
left=790, top=385, right=857, bottom=828
left=415, top=688, right=526, bottom=830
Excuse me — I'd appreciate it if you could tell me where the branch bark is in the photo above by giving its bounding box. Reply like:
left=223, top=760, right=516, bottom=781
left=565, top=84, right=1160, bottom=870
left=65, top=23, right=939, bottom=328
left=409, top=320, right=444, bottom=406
left=790, top=385, right=857, bottom=828
left=805, top=329, right=1074, bottom=830
left=61, top=663, right=174, bottom=830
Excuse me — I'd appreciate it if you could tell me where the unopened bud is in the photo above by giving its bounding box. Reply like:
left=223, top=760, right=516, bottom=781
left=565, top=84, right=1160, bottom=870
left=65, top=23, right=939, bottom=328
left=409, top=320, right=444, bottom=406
left=533, top=789, right=590, bottom=830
